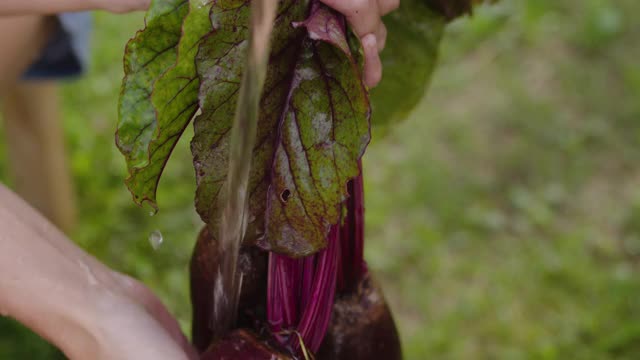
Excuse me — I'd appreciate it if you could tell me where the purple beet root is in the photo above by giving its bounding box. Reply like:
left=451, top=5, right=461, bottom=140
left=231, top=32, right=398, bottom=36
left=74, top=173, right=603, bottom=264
left=190, top=227, right=268, bottom=353
left=317, top=272, right=402, bottom=360
left=201, top=329, right=292, bottom=360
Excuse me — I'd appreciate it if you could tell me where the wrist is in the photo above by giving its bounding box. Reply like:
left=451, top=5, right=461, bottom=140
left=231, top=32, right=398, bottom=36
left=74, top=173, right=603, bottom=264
left=57, top=285, right=139, bottom=359
left=4, top=285, right=107, bottom=359
left=47, top=304, right=102, bottom=359
left=28, top=270, right=132, bottom=358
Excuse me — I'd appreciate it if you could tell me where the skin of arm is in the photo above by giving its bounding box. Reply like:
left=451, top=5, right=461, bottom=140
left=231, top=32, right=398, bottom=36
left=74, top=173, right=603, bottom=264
left=0, top=184, right=196, bottom=360
left=0, top=0, right=150, bottom=15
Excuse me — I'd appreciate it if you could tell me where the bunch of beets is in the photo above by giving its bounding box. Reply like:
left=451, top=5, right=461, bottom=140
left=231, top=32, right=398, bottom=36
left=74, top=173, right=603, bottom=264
left=191, top=164, right=403, bottom=359
left=117, top=0, right=480, bottom=358
left=185, top=0, right=472, bottom=360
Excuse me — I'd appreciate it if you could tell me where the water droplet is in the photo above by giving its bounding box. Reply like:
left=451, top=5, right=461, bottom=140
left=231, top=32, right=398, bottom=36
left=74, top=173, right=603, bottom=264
left=142, top=202, right=157, bottom=217
left=0, top=308, right=8, bottom=317
left=149, top=230, right=164, bottom=250
left=78, top=260, right=98, bottom=286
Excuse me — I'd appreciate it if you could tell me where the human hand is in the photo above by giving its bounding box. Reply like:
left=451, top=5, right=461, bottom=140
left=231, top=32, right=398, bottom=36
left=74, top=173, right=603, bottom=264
left=320, top=0, right=399, bottom=88
left=0, top=184, right=196, bottom=360
left=84, top=272, right=198, bottom=360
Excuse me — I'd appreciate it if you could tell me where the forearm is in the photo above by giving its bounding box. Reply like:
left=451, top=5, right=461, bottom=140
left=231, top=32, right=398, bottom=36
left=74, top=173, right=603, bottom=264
left=0, top=0, right=150, bottom=16
left=0, top=0, right=101, bottom=15
left=0, top=184, right=193, bottom=359
left=0, top=184, right=110, bottom=357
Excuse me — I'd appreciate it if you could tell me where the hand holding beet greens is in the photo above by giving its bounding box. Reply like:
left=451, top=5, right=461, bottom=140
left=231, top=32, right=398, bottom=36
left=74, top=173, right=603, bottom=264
left=117, top=0, right=484, bottom=358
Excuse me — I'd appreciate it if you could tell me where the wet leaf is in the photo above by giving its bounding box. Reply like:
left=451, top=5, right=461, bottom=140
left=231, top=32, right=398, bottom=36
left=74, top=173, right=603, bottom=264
left=117, top=0, right=188, bottom=176
left=191, top=0, right=253, bottom=233
left=192, top=1, right=370, bottom=257
left=117, top=0, right=214, bottom=209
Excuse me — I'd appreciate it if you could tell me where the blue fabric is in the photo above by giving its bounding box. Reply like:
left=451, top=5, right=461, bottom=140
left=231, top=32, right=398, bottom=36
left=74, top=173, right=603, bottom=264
left=22, top=12, right=93, bottom=80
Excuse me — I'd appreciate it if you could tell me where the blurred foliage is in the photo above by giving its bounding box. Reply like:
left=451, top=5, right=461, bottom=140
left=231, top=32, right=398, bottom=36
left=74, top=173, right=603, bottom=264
left=1, top=0, right=640, bottom=358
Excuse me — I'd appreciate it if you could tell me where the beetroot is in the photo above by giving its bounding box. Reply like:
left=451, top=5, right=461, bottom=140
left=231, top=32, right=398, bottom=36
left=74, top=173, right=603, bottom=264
left=317, top=272, right=402, bottom=360
left=200, top=329, right=292, bottom=360
left=190, top=161, right=403, bottom=359
left=316, top=169, right=402, bottom=359
left=190, top=227, right=267, bottom=353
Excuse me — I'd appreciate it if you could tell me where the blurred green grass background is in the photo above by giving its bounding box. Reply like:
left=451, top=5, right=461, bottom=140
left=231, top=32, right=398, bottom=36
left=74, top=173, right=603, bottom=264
left=1, top=0, right=640, bottom=358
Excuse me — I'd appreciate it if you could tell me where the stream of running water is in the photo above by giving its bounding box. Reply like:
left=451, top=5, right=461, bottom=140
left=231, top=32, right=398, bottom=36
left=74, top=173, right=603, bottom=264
left=210, top=0, right=278, bottom=339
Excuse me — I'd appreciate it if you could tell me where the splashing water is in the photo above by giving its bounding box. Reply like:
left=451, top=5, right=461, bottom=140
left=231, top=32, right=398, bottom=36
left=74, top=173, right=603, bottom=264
left=149, top=230, right=164, bottom=250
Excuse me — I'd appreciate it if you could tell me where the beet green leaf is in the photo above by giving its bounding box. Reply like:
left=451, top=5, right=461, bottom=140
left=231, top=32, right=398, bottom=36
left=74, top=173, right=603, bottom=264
left=117, top=0, right=214, bottom=210
left=193, top=1, right=371, bottom=257
left=117, top=0, right=188, bottom=180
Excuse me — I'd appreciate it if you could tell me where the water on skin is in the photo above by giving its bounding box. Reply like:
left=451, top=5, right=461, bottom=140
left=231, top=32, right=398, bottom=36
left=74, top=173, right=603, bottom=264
left=78, top=260, right=99, bottom=286
left=149, top=230, right=164, bottom=250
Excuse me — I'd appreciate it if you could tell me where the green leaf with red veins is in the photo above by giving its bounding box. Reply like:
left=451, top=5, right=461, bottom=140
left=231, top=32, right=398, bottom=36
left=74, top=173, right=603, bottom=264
left=119, top=0, right=214, bottom=210
left=192, top=1, right=370, bottom=257
left=117, top=0, right=188, bottom=174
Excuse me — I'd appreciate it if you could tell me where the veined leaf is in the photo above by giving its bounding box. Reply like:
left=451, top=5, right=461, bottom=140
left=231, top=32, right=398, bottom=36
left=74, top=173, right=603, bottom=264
left=117, top=0, right=188, bottom=171
left=192, top=0, right=252, bottom=231
left=119, top=0, right=214, bottom=209
left=369, top=0, right=445, bottom=131
left=192, top=1, right=370, bottom=257
left=264, top=4, right=370, bottom=256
